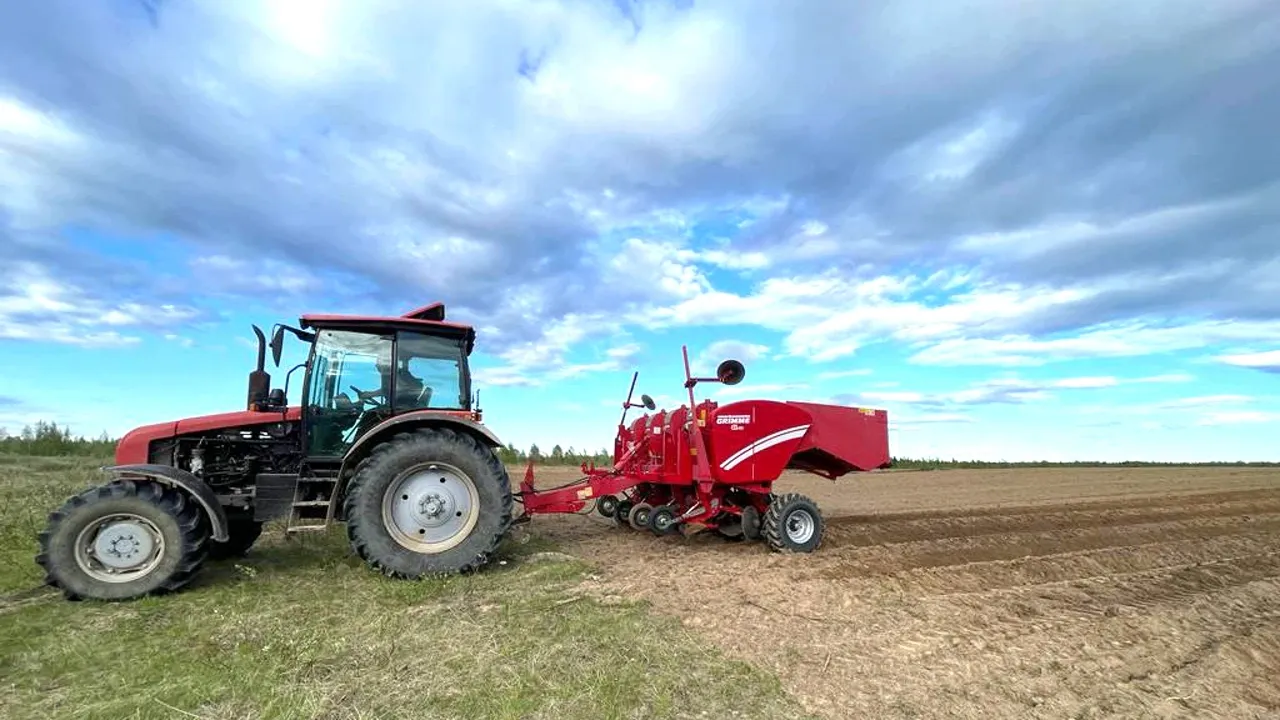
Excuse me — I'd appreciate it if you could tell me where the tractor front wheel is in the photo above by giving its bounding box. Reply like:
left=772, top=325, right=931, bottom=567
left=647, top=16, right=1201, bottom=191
left=36, top=479, right=210, bottom=600
left=762, top=493, right=823, bottom=553
left=344, top=427, right=513, bottom=579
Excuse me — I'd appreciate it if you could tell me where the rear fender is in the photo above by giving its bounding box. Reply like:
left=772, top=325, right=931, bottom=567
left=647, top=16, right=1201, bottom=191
left=336, top=412, right=505, bottom=503
left=102, top=463, right=230, bottom=541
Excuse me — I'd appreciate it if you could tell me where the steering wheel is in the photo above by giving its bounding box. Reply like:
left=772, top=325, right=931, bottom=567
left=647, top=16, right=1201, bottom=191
left=349, top=385, right=383, bottom=405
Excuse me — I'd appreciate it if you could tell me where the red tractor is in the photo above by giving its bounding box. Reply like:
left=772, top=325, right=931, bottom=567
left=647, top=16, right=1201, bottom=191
left=36, top=302, right=889, bottom=602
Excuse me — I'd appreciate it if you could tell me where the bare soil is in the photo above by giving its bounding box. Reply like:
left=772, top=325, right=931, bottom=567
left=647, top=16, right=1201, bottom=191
left=520, top=466, right=1280, bottom=719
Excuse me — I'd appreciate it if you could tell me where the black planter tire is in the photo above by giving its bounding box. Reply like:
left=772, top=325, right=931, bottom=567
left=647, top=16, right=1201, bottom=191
left=712, top=514, right=746, bottom=541
left=741, top=505, right=762, bottom=541
left=596, top=495, right=619, bottom=519
left=36, top=478, right=210, bottom=601
left=613, top=499, right=634, bottom=527
left=628, top=502, right=654, bottom=531
left=343, top=427, right=513, bottom=579
left=647, top=505, right=680, bottom=536
left=762, top=492, right=823, bottom=553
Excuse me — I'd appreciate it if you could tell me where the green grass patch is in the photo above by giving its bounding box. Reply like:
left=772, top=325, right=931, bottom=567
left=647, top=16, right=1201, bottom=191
left=0, top=456, right=811, bottom=719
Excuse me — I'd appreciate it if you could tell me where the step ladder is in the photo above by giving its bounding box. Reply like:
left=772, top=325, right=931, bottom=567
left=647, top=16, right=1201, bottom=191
left=286, top=471, right=340, bottom=534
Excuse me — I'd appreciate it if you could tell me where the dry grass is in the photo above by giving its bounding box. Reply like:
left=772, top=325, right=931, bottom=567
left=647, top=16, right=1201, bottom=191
left=0, top=457, right=810, bottom=720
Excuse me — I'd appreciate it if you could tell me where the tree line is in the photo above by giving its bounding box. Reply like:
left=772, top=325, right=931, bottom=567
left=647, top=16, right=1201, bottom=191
left=495, top=443, right=615, bottom=467
left=0, top=421, right=116, bottom=457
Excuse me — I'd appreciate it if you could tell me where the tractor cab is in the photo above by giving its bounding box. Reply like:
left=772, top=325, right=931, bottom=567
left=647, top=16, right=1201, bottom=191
left=248, top=302, right=479, bottom=459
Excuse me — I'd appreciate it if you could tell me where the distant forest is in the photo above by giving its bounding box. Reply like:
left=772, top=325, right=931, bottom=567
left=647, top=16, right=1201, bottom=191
left=2, top=421, right=1277, bottom=468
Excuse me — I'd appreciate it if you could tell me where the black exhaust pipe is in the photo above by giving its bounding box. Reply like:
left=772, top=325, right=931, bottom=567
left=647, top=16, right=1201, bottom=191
left=248, top=325, right=271, bottom=410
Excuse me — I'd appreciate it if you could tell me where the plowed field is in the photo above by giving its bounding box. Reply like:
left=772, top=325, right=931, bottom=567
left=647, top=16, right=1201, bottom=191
left=522, top=466, right=1280, bottom=719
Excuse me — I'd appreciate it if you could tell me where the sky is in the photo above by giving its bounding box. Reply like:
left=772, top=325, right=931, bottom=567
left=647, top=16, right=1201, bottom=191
left=1, top=0, right=1278, bottom=462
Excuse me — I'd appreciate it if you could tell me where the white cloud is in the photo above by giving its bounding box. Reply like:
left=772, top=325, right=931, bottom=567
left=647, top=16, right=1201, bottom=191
left=817, top=369, right=874, bottom=380
left=847, top=372, right=1203, bottom=411
left=713, top=382, right=809, bottom=399
left=1135, top=373, right=1196, bottom=383
left=910, top=321, right=1280, bottom=367
left=1196, top=410, right=1280, bottom=426
left=694, top=339, right=770, bottom=370
left=629, top=259, right=1246, bottom=367
left=1215, top=349, right=1280, bottom=373
left=163, top=334, right=196, bottom=348
left=473, top=314, right=643, bottom=387
left=1152, top=394, right=1255, bottom=409
left=189, top=255, right=322, bottom=297
left=0, top=261, right=200, bottom=346
left=893, top=412, right=975, bottom=426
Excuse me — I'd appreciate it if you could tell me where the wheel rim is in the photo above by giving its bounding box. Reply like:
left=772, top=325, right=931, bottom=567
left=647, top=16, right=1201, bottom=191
left=382, top=462, right=480, bottom=553
left=784, top=508, right=815, bottom=544
left=654, top=511, right=672, bottom=531
left=73, top=513, right=166, bottom=583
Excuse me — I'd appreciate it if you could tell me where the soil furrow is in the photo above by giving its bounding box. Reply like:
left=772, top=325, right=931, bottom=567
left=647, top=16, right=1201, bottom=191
left=532, top=465, right=1280, bottom=719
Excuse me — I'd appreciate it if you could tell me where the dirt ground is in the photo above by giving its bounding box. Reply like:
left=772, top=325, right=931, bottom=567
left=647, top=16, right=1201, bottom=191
left=520, top=466, right=1280, bottom=719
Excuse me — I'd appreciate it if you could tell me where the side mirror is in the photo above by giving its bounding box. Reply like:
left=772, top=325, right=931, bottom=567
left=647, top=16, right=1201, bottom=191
left=269, top=326, right=285, bottom=367
left=716, top=359, right=745, bottom=386
left=640, top=393, right=656, bottom=411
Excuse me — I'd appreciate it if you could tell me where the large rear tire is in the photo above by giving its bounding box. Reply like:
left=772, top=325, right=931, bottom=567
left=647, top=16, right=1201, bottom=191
left=36, top=479, right=210, bottom=601
left=343, top=427, right=513, bottom=579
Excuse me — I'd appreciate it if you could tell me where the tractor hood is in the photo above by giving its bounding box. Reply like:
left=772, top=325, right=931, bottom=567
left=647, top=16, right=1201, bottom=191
left=115, top=407, right=302, bottom=465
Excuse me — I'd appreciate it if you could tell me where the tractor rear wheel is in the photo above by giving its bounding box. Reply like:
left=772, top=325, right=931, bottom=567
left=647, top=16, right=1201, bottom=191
left=343, top=427, right=513, bottom=579
left=762, top=493, right=823, bottom=553
left=36, top=478, right=210, bottom=600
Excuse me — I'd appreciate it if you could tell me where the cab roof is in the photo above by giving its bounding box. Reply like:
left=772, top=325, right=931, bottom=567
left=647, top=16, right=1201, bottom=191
left=299, top=302, right=476, bottom=353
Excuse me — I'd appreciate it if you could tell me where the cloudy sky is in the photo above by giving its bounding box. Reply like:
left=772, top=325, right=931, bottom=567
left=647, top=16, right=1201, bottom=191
left=1, top=0, right=1278, bottom=461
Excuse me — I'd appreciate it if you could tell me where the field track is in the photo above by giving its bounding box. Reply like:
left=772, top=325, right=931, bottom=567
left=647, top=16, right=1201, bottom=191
left=525, top=466, right=1280, bottom=719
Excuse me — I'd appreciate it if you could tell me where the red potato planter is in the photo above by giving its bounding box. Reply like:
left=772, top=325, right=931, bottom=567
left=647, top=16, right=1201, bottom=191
left=34, top=301, right=889, bottom=601
left=517, top=348, right=891, bottom=552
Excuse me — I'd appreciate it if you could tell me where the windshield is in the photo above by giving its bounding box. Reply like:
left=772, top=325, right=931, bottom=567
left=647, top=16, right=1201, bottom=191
left=305, top=330, right=395, bottom=456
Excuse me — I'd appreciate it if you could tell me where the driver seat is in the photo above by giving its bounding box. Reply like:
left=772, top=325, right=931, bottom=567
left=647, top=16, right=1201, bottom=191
left=394, top=365, right=432, bottom=409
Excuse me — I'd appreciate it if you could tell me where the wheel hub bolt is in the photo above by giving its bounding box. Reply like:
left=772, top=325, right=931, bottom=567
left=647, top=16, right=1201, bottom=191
left=419, top=494, right=445, bottom=518
left=110, top=535, right=138, bottom=557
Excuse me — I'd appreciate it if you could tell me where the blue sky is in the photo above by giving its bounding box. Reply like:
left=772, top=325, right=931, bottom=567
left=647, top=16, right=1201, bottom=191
left=1, top=0, right=1278, bottom=461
